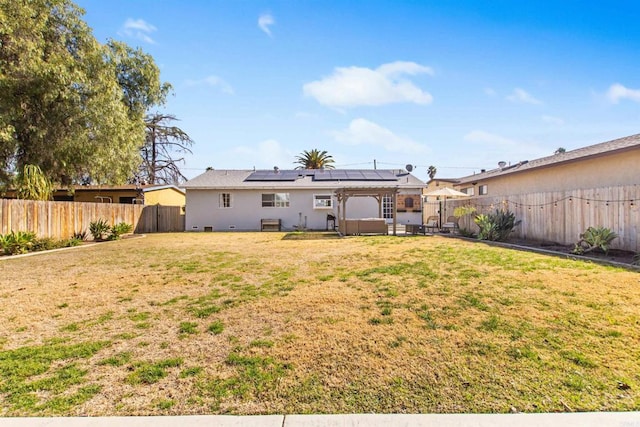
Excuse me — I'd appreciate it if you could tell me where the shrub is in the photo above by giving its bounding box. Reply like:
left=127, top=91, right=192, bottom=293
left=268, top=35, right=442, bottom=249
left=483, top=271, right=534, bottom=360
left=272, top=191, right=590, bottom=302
left=32, top=237, right=59, bottom=252
left=572, top=226, right=618, bottom=255
left=89, top=219, right=111, bottom=241
left=474, top=209, right=521, bottom=242
left=633, top=253, right=639, bottom=266
left=66, top=237, right=83, bottom=247
left=72, top=230, right=88, bottom=241
left=108, top=222, right=133, bottom=240
left=0, top=231, right=37, bottom=255
left=454, top=205, right=477, bottom=236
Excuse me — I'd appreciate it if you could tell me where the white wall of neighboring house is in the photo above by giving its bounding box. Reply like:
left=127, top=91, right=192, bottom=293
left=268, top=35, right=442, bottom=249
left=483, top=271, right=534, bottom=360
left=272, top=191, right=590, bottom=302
left=186, top=188, right=423, bottom=231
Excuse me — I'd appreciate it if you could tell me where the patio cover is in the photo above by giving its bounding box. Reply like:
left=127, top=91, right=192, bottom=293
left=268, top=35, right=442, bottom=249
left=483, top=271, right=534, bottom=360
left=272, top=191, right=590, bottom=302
left=334, top=187, right=399, bottom=235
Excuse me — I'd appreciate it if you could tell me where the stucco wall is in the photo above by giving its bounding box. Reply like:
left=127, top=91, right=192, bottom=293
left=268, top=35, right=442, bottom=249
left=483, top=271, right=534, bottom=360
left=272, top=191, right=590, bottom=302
left=144, top=188, right=185, bottom=206
left=458, top=150, right=640, bottom=197
left=186, top=188, right=422, bottom=231
left=187, top=189, right=339, bottom=231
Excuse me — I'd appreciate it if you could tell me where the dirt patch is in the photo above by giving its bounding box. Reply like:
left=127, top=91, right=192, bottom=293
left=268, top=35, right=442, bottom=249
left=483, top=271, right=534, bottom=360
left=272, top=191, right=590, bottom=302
left=503, top=238, right=637, bottom=267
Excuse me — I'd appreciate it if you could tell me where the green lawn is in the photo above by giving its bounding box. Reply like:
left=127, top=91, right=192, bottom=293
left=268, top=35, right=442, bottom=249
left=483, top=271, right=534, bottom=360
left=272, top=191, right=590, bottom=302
left=0, top=232, right=638, bottom=415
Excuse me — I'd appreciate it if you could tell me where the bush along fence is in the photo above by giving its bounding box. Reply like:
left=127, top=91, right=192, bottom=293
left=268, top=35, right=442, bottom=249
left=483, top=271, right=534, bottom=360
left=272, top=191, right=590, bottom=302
left=0, top=199, right=185, bottom=240
left=424, top=184, right=640, bottom=252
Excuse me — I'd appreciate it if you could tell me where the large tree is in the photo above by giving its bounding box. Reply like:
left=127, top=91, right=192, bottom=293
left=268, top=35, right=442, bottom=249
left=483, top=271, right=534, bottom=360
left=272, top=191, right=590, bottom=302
left=137, top=113, right=193, bottom=184
left=294, top=149, right=335, bottom=170
left=105, top=40, right=171, bottom=120
left=0, top=0, right=167, bottom=187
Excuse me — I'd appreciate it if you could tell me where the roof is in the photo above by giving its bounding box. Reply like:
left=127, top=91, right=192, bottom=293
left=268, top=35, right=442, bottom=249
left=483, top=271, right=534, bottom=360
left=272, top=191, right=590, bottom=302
left=456, top=133, right=640, bottom=185
left=142, top=185, right=185, bottom=194
left=53, top=184, right=181, bottom=192
left=183, top=169, right=425, bottom=190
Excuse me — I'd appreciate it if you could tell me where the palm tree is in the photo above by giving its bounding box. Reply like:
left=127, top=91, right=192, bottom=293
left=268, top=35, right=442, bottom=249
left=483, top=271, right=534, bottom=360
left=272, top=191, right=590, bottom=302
left=294, top=149, right=335, bottom=170
left=427, top=165, right=437, bottom=180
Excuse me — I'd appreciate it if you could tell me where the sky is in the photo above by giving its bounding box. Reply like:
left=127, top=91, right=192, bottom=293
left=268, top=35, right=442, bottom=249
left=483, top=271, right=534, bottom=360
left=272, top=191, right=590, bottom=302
left=75, top=0, right=640, bottom=183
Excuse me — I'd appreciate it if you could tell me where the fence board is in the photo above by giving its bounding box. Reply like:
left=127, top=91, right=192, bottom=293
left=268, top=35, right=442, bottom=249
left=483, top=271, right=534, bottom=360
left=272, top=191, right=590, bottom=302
left=0, top=200, right=185, bottom=239
left=441, top=184, right=640, bottom=252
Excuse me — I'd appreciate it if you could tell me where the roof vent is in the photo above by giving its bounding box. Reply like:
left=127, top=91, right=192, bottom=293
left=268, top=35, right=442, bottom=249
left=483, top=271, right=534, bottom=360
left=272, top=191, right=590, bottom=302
left=273, top=166, right=279, bottom=174
left=481, top=169, right=486, bottom=173
left=498, top=161, right=507, bottom=168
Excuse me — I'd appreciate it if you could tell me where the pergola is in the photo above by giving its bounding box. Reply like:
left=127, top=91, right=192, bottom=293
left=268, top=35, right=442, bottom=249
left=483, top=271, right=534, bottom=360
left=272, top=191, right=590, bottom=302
left=334, top=187, right=399, bottom=236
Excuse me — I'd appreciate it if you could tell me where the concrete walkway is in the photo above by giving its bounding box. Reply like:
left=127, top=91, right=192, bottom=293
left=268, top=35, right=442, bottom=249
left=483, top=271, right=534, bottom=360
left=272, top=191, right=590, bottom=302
left=0, top=413, right=637, bottom=427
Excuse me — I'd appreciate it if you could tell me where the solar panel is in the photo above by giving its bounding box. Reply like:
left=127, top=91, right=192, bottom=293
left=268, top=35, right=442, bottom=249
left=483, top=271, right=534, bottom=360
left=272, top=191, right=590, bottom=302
left=245, top=170, right=299, bottom=181
left=245, top=169, right=401, bottom=182
left=312, top=169, right=399, bottom=181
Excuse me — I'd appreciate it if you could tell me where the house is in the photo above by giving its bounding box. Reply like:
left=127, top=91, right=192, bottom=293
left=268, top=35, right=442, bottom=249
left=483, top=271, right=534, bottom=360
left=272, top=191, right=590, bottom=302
left=141, top=185, right=186, bottom=206
left=445, top=133, right=640, bottom=197
left=3, top=184, right=185, bottom=206
left=183, top=168, right=426, bottom=233
left=423, top=133, right=640, bottom=251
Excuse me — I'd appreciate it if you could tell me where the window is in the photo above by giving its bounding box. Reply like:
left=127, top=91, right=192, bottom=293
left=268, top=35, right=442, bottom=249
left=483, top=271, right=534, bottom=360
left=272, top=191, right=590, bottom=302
left=219, top=193, right=232, bottom=208
left=404, top=197, right=414, bottom=208
left=462, top=187, right=475, bottom=196
left=313, top=194, right=333, bottom=209
left=478, top=185, right=488, bottom=196
left=262, top=193, right=290, bottom=208
left=382, top=195, right=394, bottom=219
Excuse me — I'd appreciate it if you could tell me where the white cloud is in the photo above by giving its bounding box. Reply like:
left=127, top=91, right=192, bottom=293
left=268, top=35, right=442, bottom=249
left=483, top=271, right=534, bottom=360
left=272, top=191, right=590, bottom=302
left=506, top=88, right=542, bottom=105
left=606, top=83, right=640, bottom=103
left=258, top=13, right=275, bottom=37
left=464, top=130, right=518, bottom=147
left=119, top=18, right=157, bottom=44
left=303, top=61, right=434, bottom=108
left=185, top=75, right=234, bottom=94
left=331, top=118, right=428, bottom=154
left=233, top=139, right=292, bottom=168
left=541, top=115, right=565, bottom=125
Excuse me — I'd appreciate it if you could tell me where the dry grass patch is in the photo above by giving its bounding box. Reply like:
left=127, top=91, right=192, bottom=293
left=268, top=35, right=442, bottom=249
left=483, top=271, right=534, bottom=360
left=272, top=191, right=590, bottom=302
left=0, top=232, right=638, bottom=415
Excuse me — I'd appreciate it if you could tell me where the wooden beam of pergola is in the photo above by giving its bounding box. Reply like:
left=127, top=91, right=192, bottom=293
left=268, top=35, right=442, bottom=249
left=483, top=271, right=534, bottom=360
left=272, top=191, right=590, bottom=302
left=335, top=187, right=399, bottom=236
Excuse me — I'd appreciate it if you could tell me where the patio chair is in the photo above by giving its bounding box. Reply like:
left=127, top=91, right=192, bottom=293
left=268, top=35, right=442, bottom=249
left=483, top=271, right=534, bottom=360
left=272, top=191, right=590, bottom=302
left=441, top=216, right=459, bottom=233
left=424, top=216, right=439, bottom=233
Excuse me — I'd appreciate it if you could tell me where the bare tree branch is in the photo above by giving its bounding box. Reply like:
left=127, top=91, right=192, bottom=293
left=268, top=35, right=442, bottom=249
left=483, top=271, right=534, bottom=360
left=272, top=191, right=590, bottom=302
left=136, top=113, right=194, bottom=185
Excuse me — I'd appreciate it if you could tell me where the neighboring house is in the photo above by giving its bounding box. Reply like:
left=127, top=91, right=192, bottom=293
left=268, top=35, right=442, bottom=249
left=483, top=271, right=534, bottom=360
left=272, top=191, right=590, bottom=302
left=183, top=169, right=425, bottom=232
left=142, top=185, right=186, bottom=206
left=2, top=184, right=185, bottom=205
left=443, top=133, right=640, bottom=197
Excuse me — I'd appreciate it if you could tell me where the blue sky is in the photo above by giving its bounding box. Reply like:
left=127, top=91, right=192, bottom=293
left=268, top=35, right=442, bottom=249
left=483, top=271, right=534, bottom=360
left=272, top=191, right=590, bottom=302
left=76, top=0, right=640, bottom=182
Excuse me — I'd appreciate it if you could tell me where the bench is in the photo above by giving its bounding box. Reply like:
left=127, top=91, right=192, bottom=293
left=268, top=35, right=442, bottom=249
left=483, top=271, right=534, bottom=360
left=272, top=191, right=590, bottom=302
left=261, top=218, right=281, bottom=231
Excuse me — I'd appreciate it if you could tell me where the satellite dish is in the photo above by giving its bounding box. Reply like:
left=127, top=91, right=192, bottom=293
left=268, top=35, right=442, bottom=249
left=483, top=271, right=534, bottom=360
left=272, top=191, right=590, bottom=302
left=498, top=161, right=507, bottom=168
left=405, top=164, right=414, bottom=172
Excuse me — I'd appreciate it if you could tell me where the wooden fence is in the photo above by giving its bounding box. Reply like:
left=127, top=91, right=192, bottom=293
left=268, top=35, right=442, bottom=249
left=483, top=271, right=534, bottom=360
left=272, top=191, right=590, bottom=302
left=424, top=185, right=640, bottom=252
left=0, top=199, right=185, bottom=239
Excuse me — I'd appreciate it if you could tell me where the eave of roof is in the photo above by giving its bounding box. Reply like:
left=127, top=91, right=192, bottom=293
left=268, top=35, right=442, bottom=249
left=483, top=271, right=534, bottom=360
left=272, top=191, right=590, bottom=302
left=183, top=169, right=426, bottom=190
left=456, top=133, right=640, bottom=184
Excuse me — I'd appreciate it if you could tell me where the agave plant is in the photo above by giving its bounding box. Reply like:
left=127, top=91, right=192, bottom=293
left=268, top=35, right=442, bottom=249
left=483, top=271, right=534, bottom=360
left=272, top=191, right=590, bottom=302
left=89, top=219, right=111, bottom=241
left=0, top=231, right=37, bottom=255
left=474, top=209, right=521, bottom=242
left=572, top=226, right=618, bottom=255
